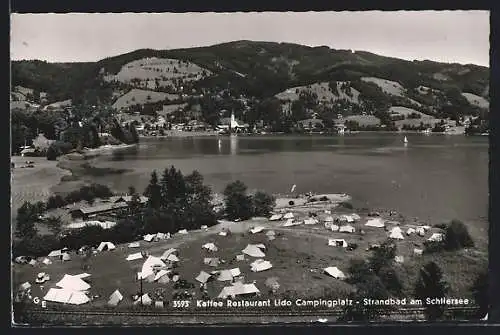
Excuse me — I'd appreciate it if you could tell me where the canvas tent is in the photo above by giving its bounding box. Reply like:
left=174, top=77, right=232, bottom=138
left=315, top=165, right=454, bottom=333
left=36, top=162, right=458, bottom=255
left=394, top=256, right=405, bottom=263
left=204, top=257, right=220, bottom=267
left=282, top=219, right=297, bottom=227
left=155, top=301, right=164, bottom=308
left=160, top=248, right=178, bottom=260
left=218, top=231, right=228, bottom=236
left=218, top=283, right=260, bottom=299
left=73, top=273, right=91, bottom=279
left=154, top=269, right=170, bottom=282
left=325, top=222, right=339, bottom=231
left=350, top=213, right=361, bottom=221
left=42, top=258, right=52, bottom=265
left=108, top=289, right=123, bottom=306
left=339, top=215, right=355, bottom=223
left=324, top=216, right=334, bottom=223
left=250, top=226, right=265, bottom=234
left=166, top=254, right=179, bottom=262
left=20, top=282, right=31, bottom=291
left=339, top=225, right=355, bottom=233
left=202, top=243, right=218, bottom=252
left=195, top=271, right=211, bottom=284
left=324, top=267, right=346, bottom=280
left=134, top=294, right=152, bottom=306
left=48, top=250, right=62, bottom=257
left=62, top=253, right=71, bottom=261
left=44, top=288, right=90, bottom=305
left=365, top=218, right=385, bottom=228
left=250, top=259, right=273, bottom=272
left=328, top=239, right=348, bottom=248
left=178, top=229, right=188, bottom=235
left=242, top=244, right=266, bottom=258
left=201, top=225, right=208, bottom=229
left=139, top=256, right=166, bottom=279
left=128, top=242, right=140, bottom=248
left=56, top=274, right=90, bottom=291
left=304, top=218, right=317, bottom=225
left=389, top=227, right=405, bottom=240
left=269, top=214, right=282, bottom=221
left=126, top=252, right=143, bottom=261
left=97, top=242, right=116, bottom=252
left=230, top=268, right=241, bottom=277
left=283, top=212, right=294, bottom=219
left=413, top=248, right=423, bottom=256
left=428, top=233, right=444, bottom=242
left=236, top=254, right=245, bottom=261
left=416, top=227, right=426, bottom=236
left=217, top=270, right=234, bottom=282
left=143, top=234, right=155, bottom=242
left=406, top=228, right=416, bottom=235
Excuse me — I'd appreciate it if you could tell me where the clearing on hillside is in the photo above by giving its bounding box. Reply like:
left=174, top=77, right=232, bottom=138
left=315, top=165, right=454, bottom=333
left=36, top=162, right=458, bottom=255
left=112, top=89, right=180, bottom=110
left=275, top=82, right=361, bottom=105
left=461, top=93, right=489, bottom=109
left=361, top=77, right=406, bottom=97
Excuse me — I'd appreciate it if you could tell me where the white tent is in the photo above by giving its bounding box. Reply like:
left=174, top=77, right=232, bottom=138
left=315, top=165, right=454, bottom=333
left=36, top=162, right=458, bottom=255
left=350, top=213, right=361, bottom=221
left=389, top=227, right=405, bottom=240
left=365, top=218, right=385, bottom=228
left=304, top=218, right=317, bottom=225
left=324, top=222, right=340, bottom=231
left=48, top=250, right=62, bottom=257
left=416, top=227, right=426, bottom=236
left=178, top=229, right=188, bottom=235
left=230, top=268, right=241, bottom=277
left=250, top=226, right=265, bottom=234
left=154, top=269, right=170, bottom=282
left=134, top=294, right=152, bottom=306
left=406, top=228, right=416, bottom=235
left=62, top=253, right=71, bottom=261
left=339, top=225, right=355, bottom=233
left=128, top=242, right=140, bottom=248
left=413, top=248, right=423, bottom=256
left=201, top=225, right=208, bottom=229
left=282, top=219, right=296, bottom=227
left=324, top=267, right=346, bottom=280
left=202, top=243, right=218, bottom=252
left=42, top=258, right=52, bottom=265
left=324, top=210, right=332, bottom=214
left=250, top=259, right=273, bottom=272
left=108, top=289, right=123, bottom=306
left=255, top=244, right=266, bottom=249
left=155, top=301, right=164, bottom=308
left=283, top=212, right=294, bottom=219
left=167, top=254, right=179, bottom=262
left=394, top=256, right=405, bottom=263
left=44, top=288, right=90, bottom=305
left=218, top=283, right=260, bottom=299
left=340, top=215, right=355, bottom=223
left=422, top=225, right=431, bottom=231
left=29, top=259, right=37, bottom=266
left=328, top=239, right=348, bottom=248
left=242, top=245, right=266, bottom=258
left=428, top=233, right=444, bottom=242
left=195, top=271, right=211, bottom=284
left=217, top=270, right=234, bottom=282
left=73, top=273, right=91, bottom=279
left=126, top=252, right=143, bottom=261
left=266, top=230, right=276, bottom=236
left=236, top=254, right=245, bottom=261
left=160, top=248, right=178, bottom=260
left=142, top=256, right=166, bottom=271
left=97, top=242, right=116, bottom=252
left=324, top=216, right=334, bottom=223
left=20, top=282, right=31, bottom=291
left=218, top=231, right=228, bottom=236
left=204, top=257, right=220, bottom=267
left=156, top=232, right=167, bottom=240
left=56, top=274, right=90, bottom=291
left=143, top=234, right=155, bottom=242
left=269, top=214, right=283, bottom=221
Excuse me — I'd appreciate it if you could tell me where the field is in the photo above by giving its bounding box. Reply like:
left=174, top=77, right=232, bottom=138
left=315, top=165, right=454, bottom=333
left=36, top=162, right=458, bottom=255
left=275, top=81, right=360, bottom=105
left=461, top=92, right=489, bottom=109
left=344, top=115, right=381, bottom=126
left=361, top=77, right=405, bottom=97
left=112, top=89, right=180, bottom=110
left=11, top=156, right=72, bottom=218
left=13, top=202, right=487, bottom=314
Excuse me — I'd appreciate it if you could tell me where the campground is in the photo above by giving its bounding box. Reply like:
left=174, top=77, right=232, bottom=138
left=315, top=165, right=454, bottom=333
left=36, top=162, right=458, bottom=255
left=13, top=199, right=487, bottom=316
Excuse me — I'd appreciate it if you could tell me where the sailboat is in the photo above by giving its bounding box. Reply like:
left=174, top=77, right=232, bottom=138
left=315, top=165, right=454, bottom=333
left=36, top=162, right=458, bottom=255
left=403, top=136, right=408, bottom=144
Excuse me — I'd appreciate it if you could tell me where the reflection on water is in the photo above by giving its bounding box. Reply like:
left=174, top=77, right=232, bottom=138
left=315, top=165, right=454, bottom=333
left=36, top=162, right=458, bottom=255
left=93, top=134, right=488, bottom=224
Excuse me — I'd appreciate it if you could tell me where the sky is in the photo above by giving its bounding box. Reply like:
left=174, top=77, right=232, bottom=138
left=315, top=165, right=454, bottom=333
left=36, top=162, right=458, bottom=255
left=10, top=11, right=490, bottom=66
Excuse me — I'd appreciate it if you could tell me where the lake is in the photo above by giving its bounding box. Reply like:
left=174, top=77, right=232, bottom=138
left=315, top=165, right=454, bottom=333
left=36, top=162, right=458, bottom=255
left=88, top=133, right=488, bottom=228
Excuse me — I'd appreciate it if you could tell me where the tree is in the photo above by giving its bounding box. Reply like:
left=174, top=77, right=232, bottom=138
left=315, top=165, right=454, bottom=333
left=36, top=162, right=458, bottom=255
left=443, top=220, right=474, bottom=251
left=45, top=216, right=63, bottom=236
left=223, top=180, right=254, bottom=221
left=15, top=202, right=40, bottom=239
left=414, top=261, right=449, bottom=321
left=252, top=191, right=275, bottom=217
left=144, top=171, right=162, bottom=209
left=368, top=240, right=397, bottom=274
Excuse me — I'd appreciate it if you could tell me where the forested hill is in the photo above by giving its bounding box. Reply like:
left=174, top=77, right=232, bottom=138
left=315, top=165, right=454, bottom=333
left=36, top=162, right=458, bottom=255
left=11, top=40, right=489, bottom=107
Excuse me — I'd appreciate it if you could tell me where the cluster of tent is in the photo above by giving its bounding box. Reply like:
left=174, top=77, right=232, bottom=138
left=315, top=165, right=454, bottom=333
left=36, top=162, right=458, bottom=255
left=43, top=274, right=92, bottom=305
left=143, top=232, right=171, bottom=242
